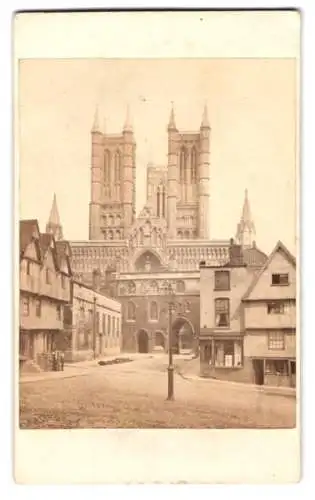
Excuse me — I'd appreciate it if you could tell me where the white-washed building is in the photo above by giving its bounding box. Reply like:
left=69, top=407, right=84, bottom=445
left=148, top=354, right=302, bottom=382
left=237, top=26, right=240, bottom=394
left=63, top=270, right=122, bottom=362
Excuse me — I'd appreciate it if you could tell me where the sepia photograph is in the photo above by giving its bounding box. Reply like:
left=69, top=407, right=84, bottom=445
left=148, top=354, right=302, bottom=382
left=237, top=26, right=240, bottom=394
left=14, top=10, right=300, bottom=484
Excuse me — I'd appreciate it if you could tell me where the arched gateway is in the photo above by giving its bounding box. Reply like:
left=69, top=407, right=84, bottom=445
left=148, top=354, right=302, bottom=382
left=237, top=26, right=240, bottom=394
left=137, top=329, right=149, bottom=353
left=171, top=317, right=195, bottom=354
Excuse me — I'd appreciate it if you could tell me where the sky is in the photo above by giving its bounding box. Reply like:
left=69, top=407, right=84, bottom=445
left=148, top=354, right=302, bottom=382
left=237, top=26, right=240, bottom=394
left=18, top=58, right=297, bottom=255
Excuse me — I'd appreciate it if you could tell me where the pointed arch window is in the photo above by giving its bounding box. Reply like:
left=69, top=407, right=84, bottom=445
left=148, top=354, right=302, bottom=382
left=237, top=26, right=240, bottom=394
left=127, top=301, right=136, bottom=321
left=157, top=186, right=161, bottom=217
left=114, top=150, right=121, bottom=183
left=180, top=147, right=187, bottom=183
left=104, top=150, right=111, bottom=183
left=150, top=281, right=158, bottom=294
left=191, top=147, right=197, bottom=183
left=162, top=187, right=166, bottom=217
left=149, top=301, right=158, bottom=321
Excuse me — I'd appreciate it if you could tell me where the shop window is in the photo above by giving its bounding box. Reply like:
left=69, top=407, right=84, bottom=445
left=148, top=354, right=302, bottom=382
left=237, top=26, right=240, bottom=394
left=204, top=343, right=212, bottom=363
left=265, top=359, right=288, bottom=375
left=213, top=339, right=242, bottom=368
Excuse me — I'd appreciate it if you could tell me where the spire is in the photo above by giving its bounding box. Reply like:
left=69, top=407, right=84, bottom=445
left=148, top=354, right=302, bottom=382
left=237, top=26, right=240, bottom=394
left=235, top=188, right=256, bottom=248
left=123, top=104, right=133, bottom=132
left=201, top=102, right=210, bottom=128
left=242, top=188, right=251, bottom=221
left=46, top=193, right=63, bottom=241
left=91, top=105, right=100, bottom=133
left=168, top=102, right=177, bottom=131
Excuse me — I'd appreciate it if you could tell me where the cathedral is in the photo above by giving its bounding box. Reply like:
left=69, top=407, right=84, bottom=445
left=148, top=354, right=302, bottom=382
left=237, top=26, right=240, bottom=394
left=47, top=104, right=266, bottom=354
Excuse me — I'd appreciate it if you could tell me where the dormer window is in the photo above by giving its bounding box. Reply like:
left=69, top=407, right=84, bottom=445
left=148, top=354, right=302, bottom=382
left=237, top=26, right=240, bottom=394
left=45, top=268, right=51, bottom=284
left=271, top=273, right=289, bottom=286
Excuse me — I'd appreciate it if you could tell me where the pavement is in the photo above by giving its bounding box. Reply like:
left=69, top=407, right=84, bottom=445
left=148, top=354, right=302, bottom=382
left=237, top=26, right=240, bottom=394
left=19, top=352, right=297, bottom=398
left=20, top=353, right=296, bottom=429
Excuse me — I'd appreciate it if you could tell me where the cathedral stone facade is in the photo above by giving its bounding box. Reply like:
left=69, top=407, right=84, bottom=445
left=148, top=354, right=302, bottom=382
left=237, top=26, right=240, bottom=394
left=65, top=105, right=260, bottom=354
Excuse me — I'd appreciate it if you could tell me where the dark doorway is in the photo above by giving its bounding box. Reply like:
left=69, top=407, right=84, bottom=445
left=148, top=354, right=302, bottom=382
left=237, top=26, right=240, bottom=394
left=155, top=331, right=165, bottom=351
left=253, top=359, right=264, bottom=385
left=171, top=317, right=194, bottom=354
left=138, top=330, right=149, bottom=353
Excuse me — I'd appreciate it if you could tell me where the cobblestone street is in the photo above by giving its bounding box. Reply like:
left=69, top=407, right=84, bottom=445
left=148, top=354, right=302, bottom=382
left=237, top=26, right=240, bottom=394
left=20, top=355, right=296, bottom=429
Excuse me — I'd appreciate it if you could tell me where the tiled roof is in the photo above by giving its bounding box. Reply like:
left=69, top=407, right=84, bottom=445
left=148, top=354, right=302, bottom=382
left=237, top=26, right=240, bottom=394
left=39, top=233, right=53, bottom=255
left=243, top=246, right=268, bottom=267
left=55, top=240, right=72, bottom=275
left=19, top=219, right=40, bottom=259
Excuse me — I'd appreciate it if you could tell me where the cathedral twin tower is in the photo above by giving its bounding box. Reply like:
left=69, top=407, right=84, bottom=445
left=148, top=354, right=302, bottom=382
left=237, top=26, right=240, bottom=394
left=89, top=104, right=211, bottom=242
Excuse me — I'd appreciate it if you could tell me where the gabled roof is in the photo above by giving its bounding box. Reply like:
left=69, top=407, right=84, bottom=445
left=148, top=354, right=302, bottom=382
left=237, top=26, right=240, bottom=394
left=20, top=219, right=41, bottom=260
left=39, top=232, right=59, bottom=270
left=55, top=240, right=73, bottom=276
left=39, top=233, right=54, bottom=255
left=242, top=240, right=296, bottom=301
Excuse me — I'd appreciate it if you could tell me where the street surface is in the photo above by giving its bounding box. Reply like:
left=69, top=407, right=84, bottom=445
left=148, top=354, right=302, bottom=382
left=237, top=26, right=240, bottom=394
left=20, top=354, right=296, bottom=429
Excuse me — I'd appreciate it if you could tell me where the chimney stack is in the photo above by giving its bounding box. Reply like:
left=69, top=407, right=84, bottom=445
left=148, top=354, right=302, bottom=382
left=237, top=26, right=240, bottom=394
left=228, top=241, right=244, bottom=267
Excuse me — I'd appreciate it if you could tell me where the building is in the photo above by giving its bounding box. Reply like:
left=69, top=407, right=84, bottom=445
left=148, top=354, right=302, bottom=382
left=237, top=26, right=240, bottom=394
left=69, top=105, right=261, bottom=353
left=242, top=241, right=296, bottom=388
left=199, top=241, right=296, bottom=387
left=63, top=270, right=122, bottom=362
left=19, top=220, right=72, bottom=370
left=199, top=240, right=267, bottom=381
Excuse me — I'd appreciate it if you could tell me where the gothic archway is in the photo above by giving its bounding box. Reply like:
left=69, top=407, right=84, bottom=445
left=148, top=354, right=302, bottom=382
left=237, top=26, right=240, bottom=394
left=137, top=329, right=149, bottom=353
left=134, top=250, right=162, bottom=272
left=171, top=316, right=195, bottom=354
left=154, top=331, right=166, bottom=351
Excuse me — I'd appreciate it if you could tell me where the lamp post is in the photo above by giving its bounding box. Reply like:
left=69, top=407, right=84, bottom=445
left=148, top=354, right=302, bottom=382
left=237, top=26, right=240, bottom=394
left=166, top=283, right=175, bottom=401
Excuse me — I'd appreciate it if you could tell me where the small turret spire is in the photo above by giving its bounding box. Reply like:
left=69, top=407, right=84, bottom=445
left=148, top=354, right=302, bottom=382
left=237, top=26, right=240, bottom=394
left=46, top=193, right=63, bottom=241
left=242, top=188, right=250, bottom=221
left=235, top=188, right=256, bottom=248
left=91, top=105, right=100, bottom=133
left=123, top=104, right=133, bottom=132
left=168, top=102, right=177, bottom=131
left=201, top=102, right=210, bottom=128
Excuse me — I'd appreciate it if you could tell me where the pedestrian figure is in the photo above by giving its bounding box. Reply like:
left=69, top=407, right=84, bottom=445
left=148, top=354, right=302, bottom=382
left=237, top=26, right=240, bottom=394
left=60, top=351, right=65, bottom=371
left=52, top=350, right=57, bottom=371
